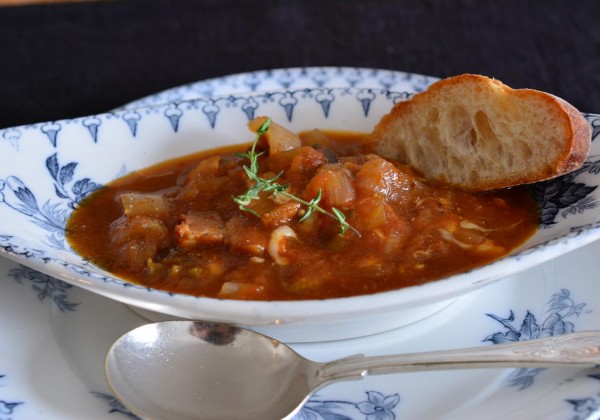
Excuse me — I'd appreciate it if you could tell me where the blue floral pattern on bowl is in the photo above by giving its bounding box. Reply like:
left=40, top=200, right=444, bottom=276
left=1, top=83, right=600, bottom=342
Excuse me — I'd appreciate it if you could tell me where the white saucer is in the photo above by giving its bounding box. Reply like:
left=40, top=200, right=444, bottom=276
left=0, top=239, right=597, bottom=419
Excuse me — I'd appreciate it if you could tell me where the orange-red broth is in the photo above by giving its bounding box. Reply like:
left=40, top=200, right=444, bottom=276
left=66, top=129, right=539, bottom=301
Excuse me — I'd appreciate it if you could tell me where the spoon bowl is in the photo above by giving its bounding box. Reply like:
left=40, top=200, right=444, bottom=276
left=105, top=321, right=600, bottom=420
left=106, top=321, right=317, bottom=419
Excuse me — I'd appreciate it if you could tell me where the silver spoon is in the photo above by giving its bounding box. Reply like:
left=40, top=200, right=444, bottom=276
left=105, top=321, right=600, bottom=420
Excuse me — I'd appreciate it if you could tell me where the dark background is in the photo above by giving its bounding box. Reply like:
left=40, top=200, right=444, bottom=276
left=0, top=0, right=598, bottom=129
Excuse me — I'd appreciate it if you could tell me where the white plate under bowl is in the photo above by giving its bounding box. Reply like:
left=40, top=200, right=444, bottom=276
left=1, top=77, right=600, bottom=342
left=3, top=237, right=600, bottom=419
left=48, top=240, right=600, bottom=419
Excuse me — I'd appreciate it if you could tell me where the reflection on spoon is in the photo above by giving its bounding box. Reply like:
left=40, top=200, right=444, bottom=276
left=105, top=321, right=600, bottom=420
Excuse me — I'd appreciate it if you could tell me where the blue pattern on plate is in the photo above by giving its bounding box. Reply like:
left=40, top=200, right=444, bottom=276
left=295, top=391, right=401, bottom=420
left=92, top=393, right=139, bottom=419
left=567, top=372, right=600, bottom=420
left=484, top=289, right=587, bottom=390
left=8, top=265, right=78, bottom=312
left=0, top=375, right=23, bottom=419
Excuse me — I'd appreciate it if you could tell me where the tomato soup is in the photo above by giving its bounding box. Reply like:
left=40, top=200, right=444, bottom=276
left=66, top=119, right=539, bottom=300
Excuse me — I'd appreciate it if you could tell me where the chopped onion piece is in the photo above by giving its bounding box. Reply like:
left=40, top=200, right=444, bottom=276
left=119, top=192, right=168, bottom=219
left=441, top=229, right=504, bottom=254
left=248, top=117, right=301, bottom=154
left=459, top=220, right=493, bottom=232
left=440, top=229, right=472, bottom=250
left=220, top=282, right=240, bottom=295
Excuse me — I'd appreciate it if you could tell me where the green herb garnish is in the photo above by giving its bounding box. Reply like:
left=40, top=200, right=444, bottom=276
left=232, top=118, right=359, bottom=236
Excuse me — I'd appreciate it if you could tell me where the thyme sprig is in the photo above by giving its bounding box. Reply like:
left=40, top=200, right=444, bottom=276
left=232, top=118, right=359, bottom=236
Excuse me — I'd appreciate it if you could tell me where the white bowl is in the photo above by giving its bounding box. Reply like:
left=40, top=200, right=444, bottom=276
left=1, top=87, right=600, bottom=342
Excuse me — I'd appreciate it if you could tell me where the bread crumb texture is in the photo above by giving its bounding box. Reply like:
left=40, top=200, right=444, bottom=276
left=370, top=74, right=591, bottom=190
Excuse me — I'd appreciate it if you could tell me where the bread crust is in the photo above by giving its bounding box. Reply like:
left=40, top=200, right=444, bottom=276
left=369, top=74, right=591, bottom=191
left=551, top=95, right=592, bottom=174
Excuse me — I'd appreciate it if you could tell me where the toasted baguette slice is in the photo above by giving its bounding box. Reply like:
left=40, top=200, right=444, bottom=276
left=369, top=74, right=591, bottom=190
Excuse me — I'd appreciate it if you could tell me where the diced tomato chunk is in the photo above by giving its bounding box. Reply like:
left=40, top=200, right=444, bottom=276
left=225, top=216, right=269, bottom=257
left=109, top=216, right=169, bottom=270
left=261, top=201, right=302, bottom=228
left=174, top=211, right=225, bottom=248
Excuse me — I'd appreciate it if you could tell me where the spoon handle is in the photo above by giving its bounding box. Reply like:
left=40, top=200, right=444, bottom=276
left=317, top=331, right=600, bottom=383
